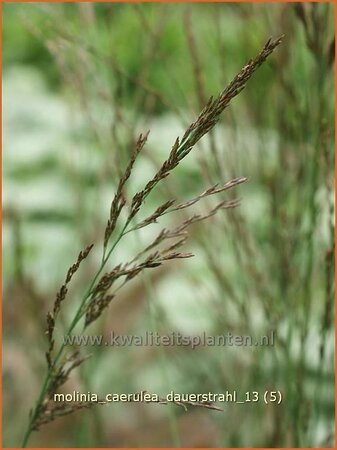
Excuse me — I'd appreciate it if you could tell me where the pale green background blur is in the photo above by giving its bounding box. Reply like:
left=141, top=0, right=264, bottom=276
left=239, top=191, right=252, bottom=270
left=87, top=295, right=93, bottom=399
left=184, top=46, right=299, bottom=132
left=3, top=2, right=335, bottom=448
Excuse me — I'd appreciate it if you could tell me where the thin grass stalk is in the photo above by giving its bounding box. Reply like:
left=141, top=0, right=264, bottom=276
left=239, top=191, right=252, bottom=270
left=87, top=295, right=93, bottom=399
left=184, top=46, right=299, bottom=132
left=21, top=37, right=282, bottom=447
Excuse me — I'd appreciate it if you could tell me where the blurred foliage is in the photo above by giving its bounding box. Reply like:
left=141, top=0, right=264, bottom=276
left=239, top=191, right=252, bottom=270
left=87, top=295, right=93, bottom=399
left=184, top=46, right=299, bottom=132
left=4, top=2, right=320, bottom=114
left=3, top=2, right=335, bottom=449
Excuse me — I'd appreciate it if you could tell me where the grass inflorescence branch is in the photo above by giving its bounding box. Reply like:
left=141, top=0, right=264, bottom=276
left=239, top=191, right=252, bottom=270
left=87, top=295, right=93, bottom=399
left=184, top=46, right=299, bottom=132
left=21, top=36, right=282, bottom=447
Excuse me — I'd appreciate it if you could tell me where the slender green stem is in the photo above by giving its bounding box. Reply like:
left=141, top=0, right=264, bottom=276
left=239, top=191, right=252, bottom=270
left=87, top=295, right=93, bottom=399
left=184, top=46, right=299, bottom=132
left=21, top=224, right=128, bottom=447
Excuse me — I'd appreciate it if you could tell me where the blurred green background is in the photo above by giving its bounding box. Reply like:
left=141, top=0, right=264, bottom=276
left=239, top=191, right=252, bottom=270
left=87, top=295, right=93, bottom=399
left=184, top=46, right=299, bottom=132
left=3, top=2, right=335, bottom=448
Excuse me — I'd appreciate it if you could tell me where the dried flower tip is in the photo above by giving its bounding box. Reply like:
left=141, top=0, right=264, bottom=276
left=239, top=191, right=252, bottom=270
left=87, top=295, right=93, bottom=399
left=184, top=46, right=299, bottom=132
left=45, top=243, right=94, bottom=366
left=104, top=132, right=149, bottom=248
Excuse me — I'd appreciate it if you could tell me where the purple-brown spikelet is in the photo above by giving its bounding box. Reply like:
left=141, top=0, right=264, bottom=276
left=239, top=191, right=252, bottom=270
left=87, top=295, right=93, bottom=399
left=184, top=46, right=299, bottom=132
left=24, top=36, right=283, bottom=445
